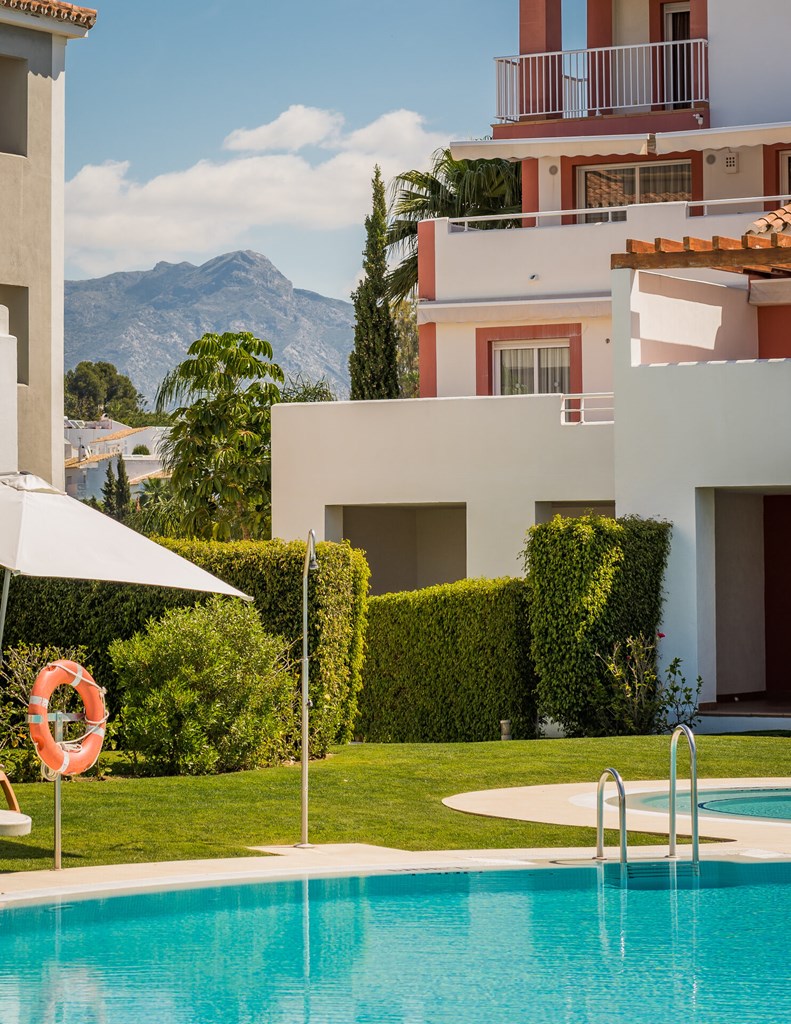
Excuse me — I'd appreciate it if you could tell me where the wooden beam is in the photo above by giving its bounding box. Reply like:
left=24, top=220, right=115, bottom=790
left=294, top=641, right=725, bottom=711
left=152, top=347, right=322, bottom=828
left=654, top=238, right=685, bottom=253
left=612, top=247, right=791, bottom=271
left=683, top=237, right=711, bottom=251
left=770, top=233, right=791, bottom=248
left=626, top=239, right=656, bottom=254
left=743, top=234, right=772, bottom=249
left=712, top=236, right=742, bottom=250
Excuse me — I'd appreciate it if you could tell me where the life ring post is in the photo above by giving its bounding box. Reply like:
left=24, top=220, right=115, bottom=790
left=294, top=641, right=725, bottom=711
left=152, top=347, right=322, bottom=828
left=53, top=711, right=63, bottom=870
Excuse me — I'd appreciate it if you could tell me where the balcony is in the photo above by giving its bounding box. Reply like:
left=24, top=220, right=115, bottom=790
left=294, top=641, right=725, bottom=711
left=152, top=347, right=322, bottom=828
left=427, top=196, right=791, bottom=306
left=495, top=40, right=708, bottom=123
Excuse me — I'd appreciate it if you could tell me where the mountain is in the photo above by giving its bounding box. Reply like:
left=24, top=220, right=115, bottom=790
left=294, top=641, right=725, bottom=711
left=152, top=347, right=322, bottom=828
left=65, top=250, right=355, bottom=401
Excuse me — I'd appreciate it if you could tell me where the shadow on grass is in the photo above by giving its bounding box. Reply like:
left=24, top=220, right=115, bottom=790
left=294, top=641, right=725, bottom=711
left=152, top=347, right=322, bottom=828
left=0, top=838, right=86, bottom=866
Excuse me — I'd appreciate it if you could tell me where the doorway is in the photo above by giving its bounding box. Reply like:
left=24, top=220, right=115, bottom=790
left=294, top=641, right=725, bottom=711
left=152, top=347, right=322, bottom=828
left=663, top=2, right=691, bottom=108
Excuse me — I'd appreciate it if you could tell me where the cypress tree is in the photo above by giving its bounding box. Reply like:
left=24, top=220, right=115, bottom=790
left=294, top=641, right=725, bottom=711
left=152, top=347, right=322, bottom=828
left=349, top=166, right=399, bottom=400
left=115, top=456, right=132, bottom=522
left=101, top=461, right=117, bottom=518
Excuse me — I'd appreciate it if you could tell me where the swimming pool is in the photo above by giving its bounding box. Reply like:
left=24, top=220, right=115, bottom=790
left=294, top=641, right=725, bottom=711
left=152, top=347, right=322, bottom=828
left=2, top=861, right=790, bottom=1023
left=631, top=786, right=791, bottom=822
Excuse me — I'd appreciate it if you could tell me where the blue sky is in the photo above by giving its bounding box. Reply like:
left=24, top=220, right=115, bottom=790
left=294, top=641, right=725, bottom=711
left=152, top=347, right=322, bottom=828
left=65, top=0, right=586, bottom=298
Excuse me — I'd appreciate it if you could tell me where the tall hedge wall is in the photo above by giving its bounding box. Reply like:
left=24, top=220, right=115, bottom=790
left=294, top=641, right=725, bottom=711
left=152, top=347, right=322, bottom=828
left=523, top=514, right=672, bottom=737
left=358, top=577, right=536, bottom=742
left=3, top=539, right=369, bottom=755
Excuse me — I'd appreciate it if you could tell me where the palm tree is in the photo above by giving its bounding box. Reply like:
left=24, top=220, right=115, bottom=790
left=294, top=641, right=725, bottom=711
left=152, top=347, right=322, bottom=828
left=386, top=148, right=523, bottom=301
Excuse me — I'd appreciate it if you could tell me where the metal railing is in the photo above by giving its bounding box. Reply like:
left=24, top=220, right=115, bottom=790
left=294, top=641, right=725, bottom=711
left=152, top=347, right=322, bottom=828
left=445, top=195, right=791, bottom=232
left=496, top=39, right=708, bottom=122
left=561, top=393, right=614, bottom=425
left=596, top=767, right=628, bottom=864
left=668, top=724, right=699, bottom=868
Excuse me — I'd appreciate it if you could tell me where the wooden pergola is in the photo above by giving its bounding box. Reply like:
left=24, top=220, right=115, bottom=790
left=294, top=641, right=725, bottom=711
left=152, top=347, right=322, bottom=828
left=611, top=233, right=791, bottom=278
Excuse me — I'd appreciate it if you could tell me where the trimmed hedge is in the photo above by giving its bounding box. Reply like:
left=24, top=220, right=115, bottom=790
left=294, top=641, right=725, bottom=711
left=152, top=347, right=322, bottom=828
left=523, top=514, right=672, bottom=737
left=3, top=539, right=369, bottom=755
left=357, top=577, right=536, bottom=742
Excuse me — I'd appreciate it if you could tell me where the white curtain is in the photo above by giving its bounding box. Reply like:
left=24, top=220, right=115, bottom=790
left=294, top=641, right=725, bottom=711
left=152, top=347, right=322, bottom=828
left=537, top=346, right=570, bottom=394
left=499, top=349, right=534, bottom=395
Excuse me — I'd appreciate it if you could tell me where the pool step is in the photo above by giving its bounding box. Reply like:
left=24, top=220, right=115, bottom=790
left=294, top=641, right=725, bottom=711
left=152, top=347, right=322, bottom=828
left=603, top=860, right=700, bottom=889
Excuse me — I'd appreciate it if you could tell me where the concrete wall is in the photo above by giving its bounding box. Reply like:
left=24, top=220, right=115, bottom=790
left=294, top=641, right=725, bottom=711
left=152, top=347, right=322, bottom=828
left=613, top=267, right=791, bottom=703
left=430, top=201, right=781, bottom=306
left=708, top=0, right=791, bottom=128
left=714, top=492, right=766, bottom=697
left=272, top=395, right=614, bottom=582
left=433, top=316, right=612, bottom=397
left=633, top=272, right=758, bottom=364
left=0, top=19, right=72, bottom=487
left=612, top=0, right=648, bottom=47
left=0, top=304, right=17, bottom=474
left=336, top=505, right=466, bottom=595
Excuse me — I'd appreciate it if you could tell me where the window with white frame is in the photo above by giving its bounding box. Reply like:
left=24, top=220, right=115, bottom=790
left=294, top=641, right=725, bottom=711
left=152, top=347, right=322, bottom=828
left=578, top=160, right=692, bottom=222
left=492, top=341, right=570, bottom=396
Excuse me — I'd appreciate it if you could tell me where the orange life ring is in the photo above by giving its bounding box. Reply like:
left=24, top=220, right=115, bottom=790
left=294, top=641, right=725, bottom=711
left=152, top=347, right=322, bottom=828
left=27, top=661, right=106, bottom=776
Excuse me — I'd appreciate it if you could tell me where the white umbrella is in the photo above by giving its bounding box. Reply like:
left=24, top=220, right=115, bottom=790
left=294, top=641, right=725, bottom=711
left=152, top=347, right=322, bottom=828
left=0, top=472, right=252, bottom=651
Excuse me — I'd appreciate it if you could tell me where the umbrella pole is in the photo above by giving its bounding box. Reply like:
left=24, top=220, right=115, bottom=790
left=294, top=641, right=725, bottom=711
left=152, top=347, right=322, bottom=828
left=0, top=567, right=10, bottom=662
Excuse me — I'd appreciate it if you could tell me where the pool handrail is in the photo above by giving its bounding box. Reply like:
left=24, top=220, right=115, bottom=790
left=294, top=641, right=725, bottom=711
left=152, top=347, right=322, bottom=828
left=595, top=767, right=627, bottom=864
left=668, top=724, right=699, bottom=867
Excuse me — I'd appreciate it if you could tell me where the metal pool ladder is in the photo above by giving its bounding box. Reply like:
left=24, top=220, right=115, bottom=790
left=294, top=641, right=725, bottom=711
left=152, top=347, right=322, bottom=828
left=595, top=767, right=628, bottom=864
left=668, top=724, right=699, bottom=868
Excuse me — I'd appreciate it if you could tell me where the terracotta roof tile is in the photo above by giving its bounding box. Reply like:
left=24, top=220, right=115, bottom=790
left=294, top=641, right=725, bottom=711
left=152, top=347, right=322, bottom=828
left=748, top=203, right=791, bottom=236
left=65, top=451, right=116, bottom=468
left=0, top=0, right=97, bottom=28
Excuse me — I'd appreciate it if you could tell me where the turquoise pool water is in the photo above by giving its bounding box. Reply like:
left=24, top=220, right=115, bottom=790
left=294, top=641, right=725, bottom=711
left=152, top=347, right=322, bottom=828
left=2, top=862, right=791, bottom=1023
left=632, top=786, right=791, bottom=822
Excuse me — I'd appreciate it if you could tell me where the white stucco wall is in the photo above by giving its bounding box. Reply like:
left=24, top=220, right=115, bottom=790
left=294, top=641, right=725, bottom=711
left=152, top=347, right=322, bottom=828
left=272, top=396, right=614, bottom=582
left=0, top=303, right=17, bottom=473
left=613, top=0, right=649, bottom=47
left=708, top=0, right=791, bottom=128
left=702, top=146, right=765, bottom=203
left=632, top=272, right=757, bottom=364
left=431, top=204, right=780, bottom=305
left=613, top=268, right=791, bottom=703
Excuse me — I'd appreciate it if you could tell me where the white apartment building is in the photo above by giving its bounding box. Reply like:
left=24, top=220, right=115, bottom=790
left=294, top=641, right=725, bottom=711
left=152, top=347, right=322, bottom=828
left=0, top=0, right=96, bottom=486
left=272, top=0, right=791, bottom=724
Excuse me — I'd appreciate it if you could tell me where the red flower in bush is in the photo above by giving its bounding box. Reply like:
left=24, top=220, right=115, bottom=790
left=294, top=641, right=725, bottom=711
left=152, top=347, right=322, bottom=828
left=657, top=632, right=666, bottom=639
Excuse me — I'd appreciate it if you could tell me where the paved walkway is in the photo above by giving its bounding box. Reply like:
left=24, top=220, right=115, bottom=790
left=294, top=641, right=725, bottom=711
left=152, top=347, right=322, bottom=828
left=3, top=777, right=791, bottom=906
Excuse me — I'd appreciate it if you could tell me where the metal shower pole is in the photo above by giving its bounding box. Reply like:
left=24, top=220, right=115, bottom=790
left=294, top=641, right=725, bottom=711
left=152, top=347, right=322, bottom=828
left=297, top=530, right=317, bottom=848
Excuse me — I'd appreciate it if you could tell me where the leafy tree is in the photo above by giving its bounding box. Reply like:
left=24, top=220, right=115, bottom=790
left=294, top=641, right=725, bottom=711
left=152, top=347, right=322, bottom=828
left=131, top=444, right=151, bottom=455
left=155, top=331, right=284, bottom=541
left=64, top=360, right=146, bottom=422
left=101, top=461, right=117, bottom=518
left=349, top=166, right=399, bottom=400
left=392, top=298, right=420, bottom=398
left=126, top=477, right=184, bottom=538
left=281, top=373, right=336, bottom=403
left=386, top=148, right=522, bottom=301
left=115, top=456, right=132, bottom=522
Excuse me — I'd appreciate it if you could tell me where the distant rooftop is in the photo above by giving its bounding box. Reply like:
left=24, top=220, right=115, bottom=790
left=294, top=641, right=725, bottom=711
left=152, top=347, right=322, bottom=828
left=0, top=1, right=97, bottom=28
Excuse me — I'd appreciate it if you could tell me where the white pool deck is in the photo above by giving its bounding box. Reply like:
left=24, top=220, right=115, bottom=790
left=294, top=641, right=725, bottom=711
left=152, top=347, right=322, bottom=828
left=3, top=776, right=791, bottom=908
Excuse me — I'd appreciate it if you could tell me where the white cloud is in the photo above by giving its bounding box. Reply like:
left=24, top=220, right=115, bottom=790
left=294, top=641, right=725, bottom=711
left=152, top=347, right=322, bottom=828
left=223, top=104, right=344, bottom=152
left=66, top=108, right=449, bottom=281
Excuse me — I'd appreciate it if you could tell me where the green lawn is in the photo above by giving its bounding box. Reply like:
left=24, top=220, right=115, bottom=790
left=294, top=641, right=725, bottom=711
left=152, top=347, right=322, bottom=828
left=1, top=734, right=788, bottom=873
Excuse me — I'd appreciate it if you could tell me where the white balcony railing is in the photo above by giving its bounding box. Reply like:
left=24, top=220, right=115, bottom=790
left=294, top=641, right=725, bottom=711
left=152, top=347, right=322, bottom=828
left=561, top=393, right=614, bottom=426
left=446, top=195, right=791, bottom=232
left=495, top=39, right=708, bottom=122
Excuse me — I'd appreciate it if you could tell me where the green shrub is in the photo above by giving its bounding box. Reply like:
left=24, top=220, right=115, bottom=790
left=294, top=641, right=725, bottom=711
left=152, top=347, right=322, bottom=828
left=110, top=597, right=296, bottom=775
left=0, top=644, right=91, bottom=781
left=2, top=539, right=369, bottom=756
left=523, top=514, right=672, bottom=737
left=358, top=578, right=536, bottom=742
left=131, top=444, right=151, bottom=455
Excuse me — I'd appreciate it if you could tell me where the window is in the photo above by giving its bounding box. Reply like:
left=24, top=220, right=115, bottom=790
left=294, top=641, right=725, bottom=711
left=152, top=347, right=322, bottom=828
left=0, top=55, right=28, bottom=157
left=492, top=341, right=570, bottom=396
left=578, top=160, right=692, bottom=222
left=779, top=152, right=791, bottom=198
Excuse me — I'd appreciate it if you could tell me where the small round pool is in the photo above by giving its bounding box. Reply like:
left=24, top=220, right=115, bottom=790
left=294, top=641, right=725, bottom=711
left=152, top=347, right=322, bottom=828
left=631, top=786, right=791, bottom=822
